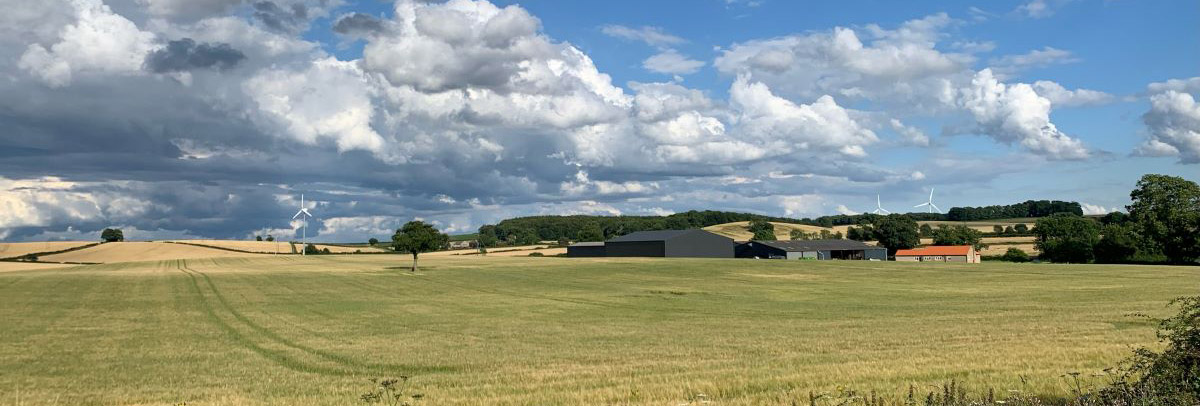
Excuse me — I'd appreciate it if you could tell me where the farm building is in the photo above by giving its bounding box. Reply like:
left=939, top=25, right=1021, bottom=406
left=894, top=246, right=981, bottom=263
left=566, top=241, right=606, bottom=257
left=447, top=240, right=477, bottom=249
left=736, top=240, right=887, bottom=260
left=604, top=230, right=734, bottom=258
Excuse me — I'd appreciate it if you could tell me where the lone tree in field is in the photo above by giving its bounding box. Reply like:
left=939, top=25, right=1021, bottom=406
left=368, top=237, right=379, bottom=246
left=748, top=220, right=776, bottom=240
left=100, top=228, right=124, bottom=242
left=871, top=214, right=919, bottom=255
left=392, top=221, right=449, bottom=272
left=1127, top=174, right=1200, bottom=264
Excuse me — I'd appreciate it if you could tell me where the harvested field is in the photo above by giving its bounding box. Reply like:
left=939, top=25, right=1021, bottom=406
left=0, top=261, right=74, bottom=272
left=981, top=243, right=1039, bottom=256
left=165, top=240, right=296, bottom=254
left=918, top=219, right=1036, bottom=233
left=0, top=241, right=95, bottom=259
left=39, top=242, right=269, bottom=264
left=0, top=256, right=1195, bottom=405
left=311, top=244, right=389, bottom=253
left=704, top=221, right=840, bottom=240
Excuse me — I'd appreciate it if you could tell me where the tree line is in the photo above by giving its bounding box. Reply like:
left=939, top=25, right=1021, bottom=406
left=474, top=200, right=1084, bottom=246
left=1031, top=174, right=1199, bottom=265
left=946, top=200, right=1083, bottom=221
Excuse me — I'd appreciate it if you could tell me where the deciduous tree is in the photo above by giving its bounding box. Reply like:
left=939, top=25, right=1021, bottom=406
left=1128, top=174, right=1200, bottom=264
left=392, top=221, right=449, bottom=272
left=100, top=228, right=124, bottom=242
left=1035, top=213, right=1100, bottom=263
left=871, top=215, right=919, bottom=255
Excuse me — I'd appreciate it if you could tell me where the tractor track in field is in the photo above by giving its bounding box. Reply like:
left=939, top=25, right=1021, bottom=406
left=176, top=259, right=453, bottom=376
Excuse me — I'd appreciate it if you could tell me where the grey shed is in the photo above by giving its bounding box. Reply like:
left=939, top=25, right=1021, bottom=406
left=604, top=229, right=734, bottom=258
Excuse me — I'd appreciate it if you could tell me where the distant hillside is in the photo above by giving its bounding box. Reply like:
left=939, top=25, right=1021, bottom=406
left=476, top=200, right=1081, bottom=244
left=481, top=211, right=808, bottom=244
left=703, top=221, right=853, bottom=241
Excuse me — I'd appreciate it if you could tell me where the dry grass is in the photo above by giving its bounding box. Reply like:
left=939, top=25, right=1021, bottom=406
left=164, top=240, right=390, bottom=254
left=164, top=240, right=297, bottom=254
left=311, top=244, right=389, bottom=254
left=918, top=220, right=1035, bottom=233
left=39, top=242, right=270, bottom=263
left=1, top=256, right=1196, bottom=405
left=0, top=241, right=94, bottom=259
left=0, top=261, right=74, bottom=272
left=980, top=243, right=1040, bottom=256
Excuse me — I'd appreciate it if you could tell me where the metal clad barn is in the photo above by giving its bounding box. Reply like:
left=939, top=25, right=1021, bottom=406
left=736, top=239, right=887, bottom=260
left=604, top=230, right=734, bottom=258
left=566, top=241, right=606, bottom=257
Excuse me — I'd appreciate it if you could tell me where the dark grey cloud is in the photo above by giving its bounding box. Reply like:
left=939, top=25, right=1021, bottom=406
left=332, top=13, right=384, bottom=37
left=253, top=1, right=308, bottom=33
left=144, top=38, right=246, bottom=73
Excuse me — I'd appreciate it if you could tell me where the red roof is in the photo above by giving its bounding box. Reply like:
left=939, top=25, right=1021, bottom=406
left=894, top=246, right=973, bottom=256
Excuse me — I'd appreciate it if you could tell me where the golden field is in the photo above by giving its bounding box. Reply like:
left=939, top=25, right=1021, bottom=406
left=1, top=254, right=1196, bottom=405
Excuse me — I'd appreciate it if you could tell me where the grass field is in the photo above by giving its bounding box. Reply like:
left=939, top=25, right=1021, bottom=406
left=1, top=255, right=1196, bottom=405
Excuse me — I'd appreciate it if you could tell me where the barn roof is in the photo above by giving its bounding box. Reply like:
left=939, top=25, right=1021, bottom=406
left=606, top=229, right=725, bottom=242
left=568, top=241, right=605, bottom=247
left=750, top=239, right=882, bottom=252
left=895, top=246, right=973, bottom=256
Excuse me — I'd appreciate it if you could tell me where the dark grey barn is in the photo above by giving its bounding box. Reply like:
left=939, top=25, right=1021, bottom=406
left=604, top=230, right=734, bottom=258
left=566, top=241, right=606, bottom=257
left=736, top=239, right=887, bottom=260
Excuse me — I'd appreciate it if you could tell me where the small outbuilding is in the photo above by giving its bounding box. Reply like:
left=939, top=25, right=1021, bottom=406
left=736, top=239, right=887, bottom=260
left=604, top=229, right=734, bottom=258
left=566, top=241, right=606, bottom=257
left=894, top=246, right=980, bottom=263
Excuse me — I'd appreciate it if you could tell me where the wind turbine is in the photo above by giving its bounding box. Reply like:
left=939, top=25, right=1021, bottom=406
left=914, top=187, right=942, bottom=213
left=871, top=195, right=890, bottom=215
left=292, top=194, right=313, bottom=255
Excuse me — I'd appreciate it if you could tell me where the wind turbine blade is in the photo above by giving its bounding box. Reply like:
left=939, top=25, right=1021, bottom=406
left=931, top=204, right=941, bottom=213
left=882, top=209, right=890, bottom=214
left=292, top=210, right=304, bottom=219
left=301, top=208, right=312, bottom=216
left=929, top=187, right=935, bottom=200
left=914, top=203, right=929, bottom=208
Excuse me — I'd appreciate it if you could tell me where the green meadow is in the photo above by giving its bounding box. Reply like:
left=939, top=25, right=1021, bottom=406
left=1, top=256, right=1196, bottom=405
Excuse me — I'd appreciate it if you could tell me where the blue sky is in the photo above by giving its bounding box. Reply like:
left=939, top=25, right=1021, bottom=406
left=0, top=0, right=1196, bottom=241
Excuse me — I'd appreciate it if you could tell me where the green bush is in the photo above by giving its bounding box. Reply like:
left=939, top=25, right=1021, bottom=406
left=1001, top=247, right=1031, bottom=263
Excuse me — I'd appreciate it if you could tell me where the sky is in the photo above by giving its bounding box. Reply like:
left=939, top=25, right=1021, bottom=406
left=0, top=0, right=1197, bottom=242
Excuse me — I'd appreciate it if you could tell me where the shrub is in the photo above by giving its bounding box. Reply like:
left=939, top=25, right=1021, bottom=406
left=1001, top=247, right=1031, bottom=263
left=527, top=252, right=544, bottom=257
left=1120, top=296, right=1200, bottom=403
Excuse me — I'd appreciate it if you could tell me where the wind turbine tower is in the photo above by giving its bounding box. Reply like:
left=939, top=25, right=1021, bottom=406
left=914, top=187, right=942, bottom=214
left=872, top=195, right=890, bottom=215
left=292, top=194, right=313, bottom=255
